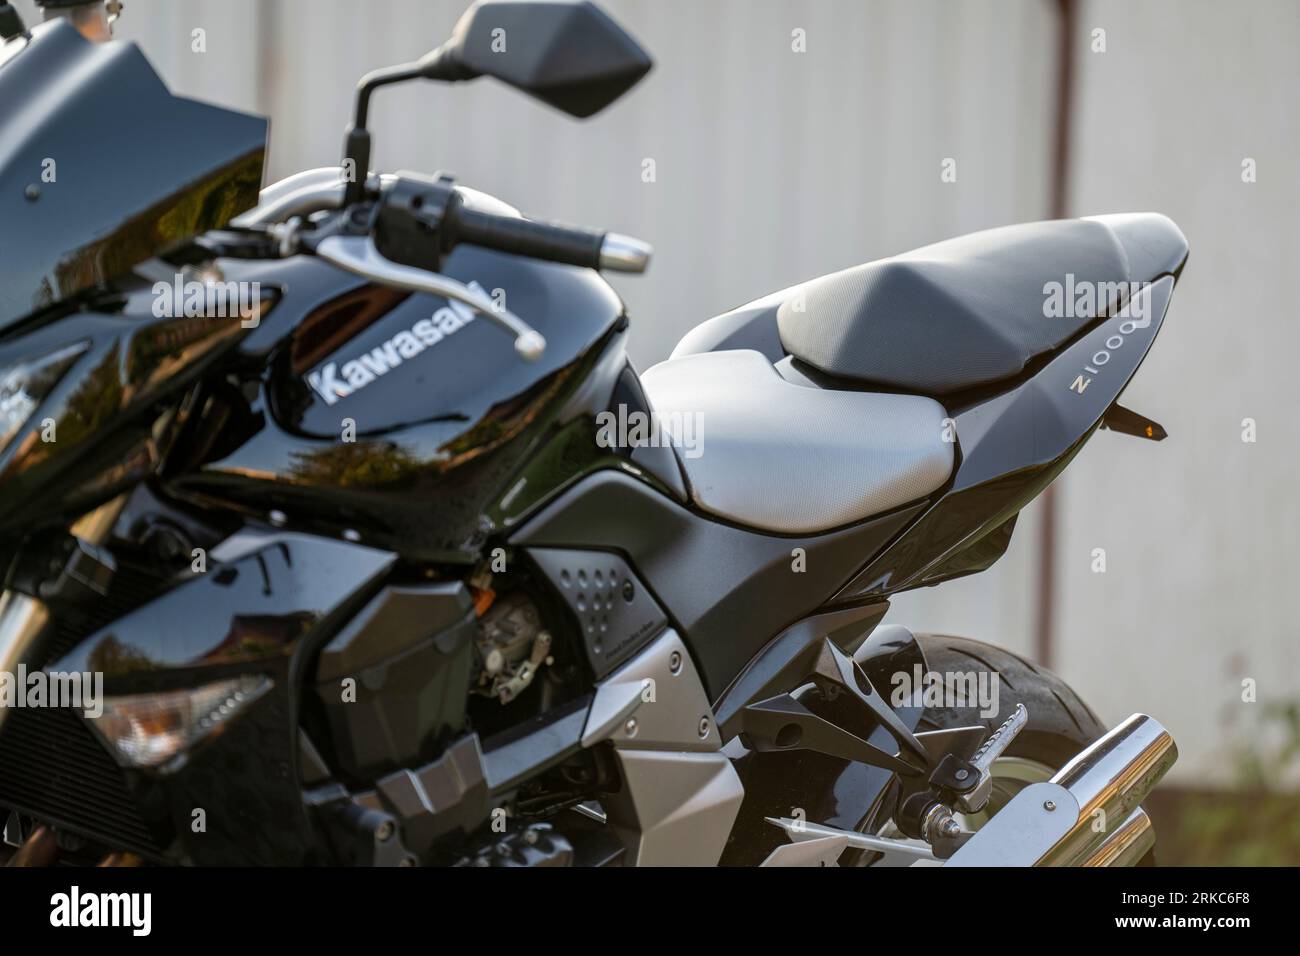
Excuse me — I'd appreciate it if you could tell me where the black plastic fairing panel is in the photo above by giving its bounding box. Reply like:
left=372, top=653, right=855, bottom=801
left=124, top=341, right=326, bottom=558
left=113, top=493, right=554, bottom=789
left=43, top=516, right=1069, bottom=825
left=611, top=364, right=690, bottom=500
left=311, top=583, right=477, bottom=783
left=835, top=275, right=1176, bottom=599
left=525, top=548, right=668, bottom=679
left=510, top=469, right=924, bottom=698
left=712, top=601, right=891, bottom=739
left=52, top=533, right=395, bottom=681
left=0, top=21, right=266, bottom=333
left=46, top=531, right=396, bottom=865
left=719, top=622, right=925, bottom=866
left=0, top=282, right=274, bottom=536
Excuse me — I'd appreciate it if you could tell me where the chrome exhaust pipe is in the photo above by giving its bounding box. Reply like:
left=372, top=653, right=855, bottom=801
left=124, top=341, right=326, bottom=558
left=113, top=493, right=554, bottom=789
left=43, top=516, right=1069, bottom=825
left=1039, top=713, right=1176, bottom=866
left=1078, top=807, right=1155, bottom=867
left=947, top=713, right=1176, bottom=866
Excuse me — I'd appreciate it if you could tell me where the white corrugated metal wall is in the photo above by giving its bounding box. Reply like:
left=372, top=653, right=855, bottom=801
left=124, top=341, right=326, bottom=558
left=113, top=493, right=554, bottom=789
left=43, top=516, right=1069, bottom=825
left=1055, top=0, right=1300, bottom=784
left=14, top=0, right=1299, bottom=784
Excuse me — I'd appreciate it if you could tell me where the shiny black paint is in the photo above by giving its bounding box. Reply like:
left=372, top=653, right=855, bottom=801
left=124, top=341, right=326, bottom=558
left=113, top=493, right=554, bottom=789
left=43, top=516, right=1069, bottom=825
left=720, top=622, right=925, bottom=866
left=269, top=244, right=624, bottom=437
left=0, top=21, right=265, bottom=334
left=51, top=532, right=396, bottom=865
left=0, top=281, right=274, bottom=537
left=163, top=245, right=636, bottom=562
left=52, top=532, right=395, bottom=683
left=712, top=602, right=891, bottom=739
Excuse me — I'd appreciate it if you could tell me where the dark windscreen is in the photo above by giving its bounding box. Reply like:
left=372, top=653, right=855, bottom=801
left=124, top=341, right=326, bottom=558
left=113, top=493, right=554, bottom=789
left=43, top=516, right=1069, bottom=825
left=0, top=20, right=267, bottom=332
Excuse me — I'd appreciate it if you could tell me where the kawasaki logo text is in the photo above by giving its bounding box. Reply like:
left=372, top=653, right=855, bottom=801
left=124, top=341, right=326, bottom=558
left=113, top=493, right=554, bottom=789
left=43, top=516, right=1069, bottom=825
left=307, top=283, right=490, bottom=406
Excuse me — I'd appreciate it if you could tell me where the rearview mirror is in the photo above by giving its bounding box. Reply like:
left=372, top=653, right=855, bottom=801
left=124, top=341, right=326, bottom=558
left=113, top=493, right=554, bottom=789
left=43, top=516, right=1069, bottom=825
left=419, top=0, right=653, bottom=118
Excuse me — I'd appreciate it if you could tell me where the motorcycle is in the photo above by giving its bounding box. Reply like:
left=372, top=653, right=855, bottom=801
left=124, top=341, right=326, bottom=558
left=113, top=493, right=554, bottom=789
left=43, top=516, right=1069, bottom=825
left=0, top=0, right=1181, bottom=867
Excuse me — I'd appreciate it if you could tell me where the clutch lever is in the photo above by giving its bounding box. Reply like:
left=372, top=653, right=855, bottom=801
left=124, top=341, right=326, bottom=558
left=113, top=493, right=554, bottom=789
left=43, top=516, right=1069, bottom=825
left=312, top=234, right=546, bottom=360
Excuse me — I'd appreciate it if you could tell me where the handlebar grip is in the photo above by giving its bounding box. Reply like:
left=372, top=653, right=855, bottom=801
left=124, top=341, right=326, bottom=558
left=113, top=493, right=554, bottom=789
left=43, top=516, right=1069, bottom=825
left=451, top=206, right=605, bottom=270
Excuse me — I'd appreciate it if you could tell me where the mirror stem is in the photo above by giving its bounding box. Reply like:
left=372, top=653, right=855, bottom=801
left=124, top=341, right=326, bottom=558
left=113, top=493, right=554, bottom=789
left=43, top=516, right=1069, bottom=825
left=342, top=63, right=424, bottom=205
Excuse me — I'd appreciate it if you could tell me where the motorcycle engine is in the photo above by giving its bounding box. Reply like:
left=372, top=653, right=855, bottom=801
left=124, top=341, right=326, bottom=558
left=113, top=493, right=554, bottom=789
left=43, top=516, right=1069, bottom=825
left=472, top=590, right=553, bottom=704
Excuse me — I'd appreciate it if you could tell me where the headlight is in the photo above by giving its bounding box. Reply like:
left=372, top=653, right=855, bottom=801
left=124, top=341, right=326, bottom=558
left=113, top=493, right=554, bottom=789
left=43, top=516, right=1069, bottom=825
left=84, top=675, right=272, bottom=770
left=0, top=341, right=88, bottom=454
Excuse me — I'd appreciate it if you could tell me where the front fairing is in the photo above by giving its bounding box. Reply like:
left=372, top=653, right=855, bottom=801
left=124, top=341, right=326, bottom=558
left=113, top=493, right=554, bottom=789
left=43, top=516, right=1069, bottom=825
left=0, top=20, right=266, bottom=335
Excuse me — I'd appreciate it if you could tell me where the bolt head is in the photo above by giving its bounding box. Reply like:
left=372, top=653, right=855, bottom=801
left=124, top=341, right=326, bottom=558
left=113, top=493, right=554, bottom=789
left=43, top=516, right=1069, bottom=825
left=624, top=717, right=638, bottom=736
left=698, top=716, right=711, bottom=738
left=669, top=651, right=683, bottom=674
left=1043, top=799, right=1057, bottom=812
left=954, top=768, right=969, bottom=781
left=375, top=820, right=395, bottom=842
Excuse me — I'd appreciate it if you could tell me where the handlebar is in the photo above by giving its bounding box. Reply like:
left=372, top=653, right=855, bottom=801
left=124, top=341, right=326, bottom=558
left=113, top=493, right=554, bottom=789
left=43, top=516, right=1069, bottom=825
left=244, top=169, right=656, bottom=363
left=445, top=203, right=652, bottom=274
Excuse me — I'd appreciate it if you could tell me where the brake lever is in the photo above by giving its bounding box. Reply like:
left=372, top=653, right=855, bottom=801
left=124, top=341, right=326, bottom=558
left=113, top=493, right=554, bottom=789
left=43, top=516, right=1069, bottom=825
left=313, top=233, right=546, bottom=360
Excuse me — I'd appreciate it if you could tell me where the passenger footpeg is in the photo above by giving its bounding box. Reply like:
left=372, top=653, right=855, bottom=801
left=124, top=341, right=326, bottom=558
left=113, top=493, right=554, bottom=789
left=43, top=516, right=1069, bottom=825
left=896, top=704, right=1029, bottom=857
left=957, top=703, right=1028, bottom=813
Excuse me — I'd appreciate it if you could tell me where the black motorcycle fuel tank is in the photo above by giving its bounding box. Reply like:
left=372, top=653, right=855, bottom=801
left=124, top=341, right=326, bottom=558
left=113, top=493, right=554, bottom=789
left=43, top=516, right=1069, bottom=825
left=165, top=240, right=628, bottom=562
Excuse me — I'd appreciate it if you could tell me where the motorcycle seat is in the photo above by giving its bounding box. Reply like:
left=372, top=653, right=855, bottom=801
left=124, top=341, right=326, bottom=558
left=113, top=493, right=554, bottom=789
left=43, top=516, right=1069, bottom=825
left=638, top=349, right=954, bottom=534
left=673, top=213, right=1188, bottom=396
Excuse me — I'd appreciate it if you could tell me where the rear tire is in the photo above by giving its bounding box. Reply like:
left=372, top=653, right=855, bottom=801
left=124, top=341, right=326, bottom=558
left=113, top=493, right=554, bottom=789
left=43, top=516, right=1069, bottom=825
left=913, top=632, right=1105, bottom=764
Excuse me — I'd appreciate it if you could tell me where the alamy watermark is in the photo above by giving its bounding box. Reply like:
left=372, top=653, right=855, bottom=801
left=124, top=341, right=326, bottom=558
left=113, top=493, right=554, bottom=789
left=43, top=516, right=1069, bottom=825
left=1043, top=274, right=1151, bottom=322
left=50, top=886, right=151, bottom=936
left=0, top=666, right=103, bottom=718
left=889, top=665, right=1000, bottom=719
left=595, top=404, right=704, bottom=459
left=152, top=272, right=261, bottom=326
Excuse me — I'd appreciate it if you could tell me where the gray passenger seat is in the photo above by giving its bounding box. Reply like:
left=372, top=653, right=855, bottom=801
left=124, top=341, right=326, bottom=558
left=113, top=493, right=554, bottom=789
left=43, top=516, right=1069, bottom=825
left=638, top=350, right=953, bottom=535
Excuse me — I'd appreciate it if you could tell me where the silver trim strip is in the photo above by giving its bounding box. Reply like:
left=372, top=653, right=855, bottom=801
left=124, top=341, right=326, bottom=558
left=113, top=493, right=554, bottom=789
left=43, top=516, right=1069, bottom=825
left=762, top=817, right=937, bottom=865
left=583, top=629, right=742, bottom=866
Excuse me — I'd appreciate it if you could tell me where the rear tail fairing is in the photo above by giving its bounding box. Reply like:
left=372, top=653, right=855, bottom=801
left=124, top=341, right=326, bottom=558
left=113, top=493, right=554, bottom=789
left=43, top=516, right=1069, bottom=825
left=834, top=273, right=1179, bottom=599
